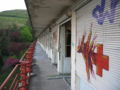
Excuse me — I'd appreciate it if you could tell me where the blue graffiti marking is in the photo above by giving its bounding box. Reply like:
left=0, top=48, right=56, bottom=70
left=92, top=0, right=120, bottom=25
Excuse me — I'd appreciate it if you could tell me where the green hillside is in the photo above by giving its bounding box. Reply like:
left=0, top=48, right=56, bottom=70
left=0, top=10, right=28, bottom=29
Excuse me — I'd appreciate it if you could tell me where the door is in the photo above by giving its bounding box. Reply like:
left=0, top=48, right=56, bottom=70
left=58, top=20, right=71, bottom=74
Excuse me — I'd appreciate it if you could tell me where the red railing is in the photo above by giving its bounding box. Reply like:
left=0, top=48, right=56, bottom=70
left=0, top=41, right=36, bottom=90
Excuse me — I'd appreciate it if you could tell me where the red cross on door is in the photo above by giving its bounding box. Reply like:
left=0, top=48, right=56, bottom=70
left=95, top=44, right=109, bottom=77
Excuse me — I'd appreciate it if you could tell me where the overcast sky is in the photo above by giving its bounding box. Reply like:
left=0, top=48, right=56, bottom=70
left=0, top=0, right=26, bottom=12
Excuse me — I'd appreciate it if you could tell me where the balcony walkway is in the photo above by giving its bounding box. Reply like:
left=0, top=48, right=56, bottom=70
left=29, top=42, right=70, bottom=90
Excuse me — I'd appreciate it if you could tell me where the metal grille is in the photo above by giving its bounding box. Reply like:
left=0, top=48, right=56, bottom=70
left=75, top=0, right=120, bottom=90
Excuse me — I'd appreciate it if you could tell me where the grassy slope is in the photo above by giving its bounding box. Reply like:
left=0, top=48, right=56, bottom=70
left=0, top=10, right=28, bottom=29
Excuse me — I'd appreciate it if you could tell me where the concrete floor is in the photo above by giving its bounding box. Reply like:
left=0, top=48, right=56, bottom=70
left=29, top=42, right=70, bottom=90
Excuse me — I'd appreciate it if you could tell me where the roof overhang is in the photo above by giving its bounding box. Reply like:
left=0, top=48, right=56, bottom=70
left=25, top=0, right=76, bottom=36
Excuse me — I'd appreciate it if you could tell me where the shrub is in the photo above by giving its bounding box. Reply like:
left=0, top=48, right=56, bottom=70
left=20, top=26, right=33, bottom=42
left=10, top=31, right=21, bottom=42
left=8, top=42, right=29, bottom=56
left=4, top=57, right=19, bottom=69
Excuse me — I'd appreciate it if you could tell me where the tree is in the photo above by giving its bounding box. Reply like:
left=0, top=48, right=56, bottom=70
left=20, top=26, right=33, bottom=42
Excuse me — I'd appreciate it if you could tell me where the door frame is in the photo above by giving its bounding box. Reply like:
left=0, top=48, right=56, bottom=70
left=58, top=18, right=71, bottom=74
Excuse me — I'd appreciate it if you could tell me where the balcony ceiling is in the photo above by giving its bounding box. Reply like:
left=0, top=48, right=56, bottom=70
left=25, top=0, right=76, bottom=36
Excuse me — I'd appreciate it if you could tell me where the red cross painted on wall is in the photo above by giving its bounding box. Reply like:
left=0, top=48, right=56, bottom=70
left=95, top=44, right=109, bottom=77
left=77, top=30, right=109, bottom=80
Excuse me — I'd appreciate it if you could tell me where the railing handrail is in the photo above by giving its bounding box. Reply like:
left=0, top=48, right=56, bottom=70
left=0, top=42, right=36, bottom=90
left=0, top=64, right=19, bottom=89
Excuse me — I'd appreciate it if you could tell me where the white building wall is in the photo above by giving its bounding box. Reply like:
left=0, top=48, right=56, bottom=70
left=71, top=11, right=76, bottom=90
left=72, top=0, right=120, bottom=90
left=38, top=25, right=60, bottom=71
left=51, top=25, right=59, bottom=64
left=38, top=30, right=52, bottom=59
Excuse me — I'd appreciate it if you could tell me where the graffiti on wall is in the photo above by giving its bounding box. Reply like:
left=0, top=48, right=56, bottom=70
left=77, top=25, right=109, bottom=80
left=92, top=0, right=120, bottom=25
